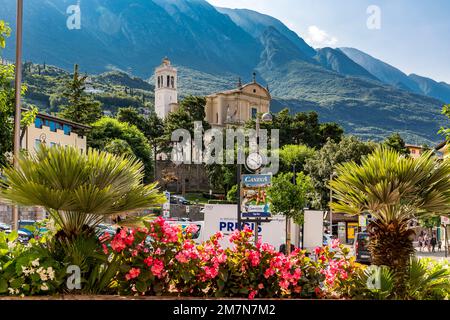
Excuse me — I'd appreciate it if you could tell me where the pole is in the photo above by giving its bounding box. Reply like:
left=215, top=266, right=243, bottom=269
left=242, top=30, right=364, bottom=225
left=253, top=116, right=261, bottom=244
left=237, top=164, right=242, bottom=231
left=12, top=0, right=23, bottom=231
left=330, top=173, right=333, bottom=237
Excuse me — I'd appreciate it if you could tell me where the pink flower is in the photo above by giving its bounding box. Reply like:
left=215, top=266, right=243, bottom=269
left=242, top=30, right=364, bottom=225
left=185, top=224, right=199, bottom=235
left=151, top=259, right=165, bottom=277
left=175, top=252, right=189, bottom=264
left=144, top=256, right=154, bottom=267
left=248, top=290, right=258, bottom=300
left=131, top=250, right=138, bottom=257
left=125, top=268, right=141, bottom=281
left=279, top=279, right=290, bottom=289
left=331, top=238, right=340, bottom=249
left=102, top=244, right=109, bottom=255
left=124, top=234, right=135, bottom=246
left=111, top=238, right=126, bottom=253
left=264, top=268, right=275, bottom=279
left=258, top=283, right=264, bottom=290
left=314, top=247, right=322, bottom=256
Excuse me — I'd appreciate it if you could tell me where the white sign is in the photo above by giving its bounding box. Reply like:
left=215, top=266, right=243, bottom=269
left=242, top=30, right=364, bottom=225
left=441, top=216, right=450, bottom=226
left=359, top=216, right=367, bottom=227
left=202, top=204, right=299, bottom=250
left=303, top=210, right=324, bottom=252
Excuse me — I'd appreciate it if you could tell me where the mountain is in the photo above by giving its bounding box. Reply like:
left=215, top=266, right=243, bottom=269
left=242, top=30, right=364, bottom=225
left=314, top=47, right=379, bottom=81
left=338, top=47, right=422, bottom=93
left=216, top=7, right=316, bottom=59
left=339, top=47, right=450, bottom=104
left=255, top=29, right=444, bottom=144
left=408, top=74, right=450, bottom=104
left=0, top=0, right=447, bottom=144
left=0, top=0, right=261, bottom=76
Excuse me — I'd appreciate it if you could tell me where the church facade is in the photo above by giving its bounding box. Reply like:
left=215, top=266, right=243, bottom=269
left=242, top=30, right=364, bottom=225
left=154, top=58, right=271, bottom=125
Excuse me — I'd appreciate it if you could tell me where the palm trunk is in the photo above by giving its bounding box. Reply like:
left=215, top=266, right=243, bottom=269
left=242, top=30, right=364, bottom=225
left=367, top=220, right=415, bottom=298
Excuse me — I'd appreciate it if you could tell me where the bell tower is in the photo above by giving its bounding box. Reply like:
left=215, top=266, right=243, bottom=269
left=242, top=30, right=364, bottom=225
left=154, top=57, right=178, bottom=119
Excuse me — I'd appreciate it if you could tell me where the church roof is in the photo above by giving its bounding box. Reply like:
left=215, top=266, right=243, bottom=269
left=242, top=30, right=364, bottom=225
left=208, top=82, right=271, bottom=100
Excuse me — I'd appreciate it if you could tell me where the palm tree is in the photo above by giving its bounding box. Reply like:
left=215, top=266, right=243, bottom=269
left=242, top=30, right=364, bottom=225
left=0, top=145, right=165, bottom=240
left=330, top=147, right=450, bottom=296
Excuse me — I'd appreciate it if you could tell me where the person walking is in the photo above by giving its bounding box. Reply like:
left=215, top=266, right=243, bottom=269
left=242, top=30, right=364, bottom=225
left=431, top=235, right=437, bottom=253
left=438, top=239, right=442, bottom=252
left=418, top=234, right=423, bottom=252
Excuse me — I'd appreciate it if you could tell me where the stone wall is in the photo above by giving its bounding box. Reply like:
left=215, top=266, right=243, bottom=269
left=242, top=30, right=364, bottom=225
left=0, top=203, right=46, bottom=225
left=155, top=161, right=211, bottom=193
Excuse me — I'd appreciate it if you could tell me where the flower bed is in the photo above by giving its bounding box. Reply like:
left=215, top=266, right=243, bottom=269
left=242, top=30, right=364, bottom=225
left=102, top=217, right=361, bottom=299
left=1, top=217, right=449, bottom=299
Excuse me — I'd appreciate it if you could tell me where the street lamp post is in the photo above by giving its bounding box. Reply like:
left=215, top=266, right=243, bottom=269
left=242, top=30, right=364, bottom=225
left=12, top=0, right=24, bottom=231
left=252, top=112, right=272, bottom=244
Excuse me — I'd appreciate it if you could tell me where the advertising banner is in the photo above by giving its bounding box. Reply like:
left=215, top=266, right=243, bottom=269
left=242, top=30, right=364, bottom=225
left=241, top=174, right=272, bottom=218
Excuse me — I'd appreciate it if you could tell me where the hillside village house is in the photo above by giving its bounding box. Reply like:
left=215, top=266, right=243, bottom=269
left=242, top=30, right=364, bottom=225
left=0, top=111, right=89, bottom=224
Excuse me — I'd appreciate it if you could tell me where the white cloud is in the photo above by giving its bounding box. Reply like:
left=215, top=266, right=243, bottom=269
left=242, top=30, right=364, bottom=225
left=304, top=25, right=338, bottom=48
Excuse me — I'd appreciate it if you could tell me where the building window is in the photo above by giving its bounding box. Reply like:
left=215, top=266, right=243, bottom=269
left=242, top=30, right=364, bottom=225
left=34, top=139, right=41, bottom=150
left=158, top=76, right=160, bottom=88
left=35, top=117, right=43, bottom=129
left=171, top=76, right=174, bottom=88
left=251, top=107, right=258, bottom=119
left=49, top=121, right=57, bottom=132
left=216, top=113, right=219, bottom=124
left=63, top=124, right=72, bottom=136
left=167, top=75, right=170, bottom=87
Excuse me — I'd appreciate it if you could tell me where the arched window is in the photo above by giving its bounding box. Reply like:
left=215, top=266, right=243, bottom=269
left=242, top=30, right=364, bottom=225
left=157, top=76, right=160, bottom=88
left=171, top=76, right=175, bottom=88
left=167, top=75, right=170, bottom=87
left=216, top=113, right=219, bottom=124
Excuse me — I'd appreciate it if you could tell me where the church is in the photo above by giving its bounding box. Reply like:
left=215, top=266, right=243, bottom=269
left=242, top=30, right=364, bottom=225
left=154, top=57, right=271, bottom=126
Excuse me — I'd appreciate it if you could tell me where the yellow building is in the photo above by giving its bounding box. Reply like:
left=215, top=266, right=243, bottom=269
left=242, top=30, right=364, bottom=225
left=205, top=78, right=271, bottom=128
left=22, top=111, right=90, bottom=153
left=406, top=144, right=426, bottom=159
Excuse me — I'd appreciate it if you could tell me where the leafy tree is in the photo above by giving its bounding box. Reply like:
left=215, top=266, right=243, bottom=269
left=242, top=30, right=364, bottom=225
left=383, top=133, right=410, bottom=157
left=227, top=184, right=238, bottom=202
left=59, top=64, right=102, bottom=125
left=330, top=147, right=450, bottom=296
left=0, top=145, right=165, bottom=240
left=0, top=21, right=37, bottom=167
left=267, top=172, right=314, bottom=255
left=439, top=104, right=450, bottom=139
left=104, top=139, right=134, bottom=157
left=206, top=164, right=236, bottom=194
left=279, top=144, right=316, bottom=173
left=304, top=136, right=377, bottom=209
left=88, top=117, right=153, bottom=181
left=245, top=108, right=343, bottom=149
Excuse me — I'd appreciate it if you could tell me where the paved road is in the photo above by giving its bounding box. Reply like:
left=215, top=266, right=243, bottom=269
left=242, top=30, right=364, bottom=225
left=415, top=248, right=450, bottom=261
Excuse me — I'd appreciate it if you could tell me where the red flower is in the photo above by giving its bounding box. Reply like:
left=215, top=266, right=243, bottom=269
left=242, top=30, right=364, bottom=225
left=125, top=268, right=141, bottom=281
left=151, top=259, right=165, bottom=277
left=144, top=256, right=154, bottom=267
left=248, top=290, right=258, bottom=300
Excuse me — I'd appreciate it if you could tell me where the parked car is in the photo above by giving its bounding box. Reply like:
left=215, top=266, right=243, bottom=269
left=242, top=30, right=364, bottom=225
left=323, top=233, right=333, bottom=246
left=170, top=195, right=190, bottom=205
left=0, top=222, right=11, bottom=231
left=354, top=232, right=371, bottom=264
left=18, top=220, right=48, bottom=237
left=4, top=229, right=32, bottom=244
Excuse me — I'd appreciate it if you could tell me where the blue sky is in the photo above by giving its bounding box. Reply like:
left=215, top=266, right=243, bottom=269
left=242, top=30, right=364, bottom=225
left=208, top=0, right=450, bottom=83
